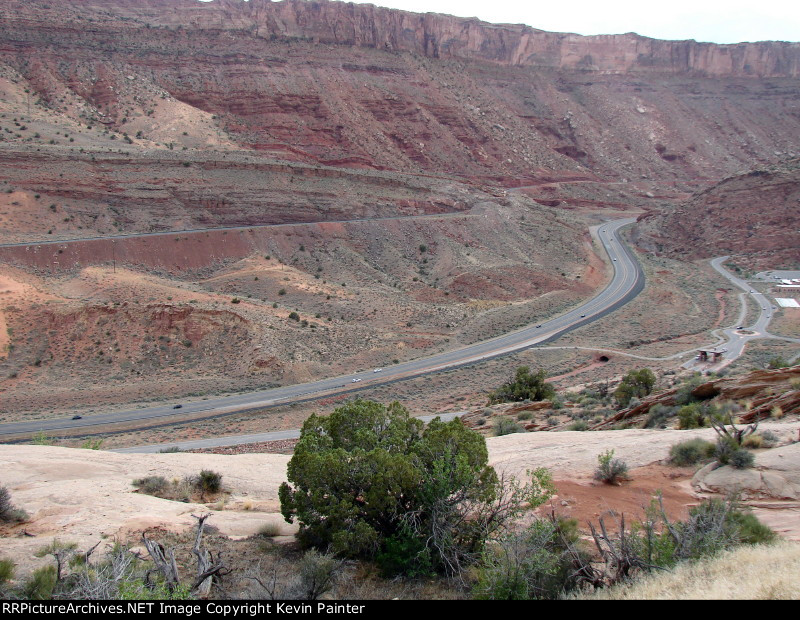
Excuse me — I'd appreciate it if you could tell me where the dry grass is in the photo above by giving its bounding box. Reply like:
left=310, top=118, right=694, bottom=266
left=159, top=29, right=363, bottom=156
left=575, top=541, right=800, bottom=600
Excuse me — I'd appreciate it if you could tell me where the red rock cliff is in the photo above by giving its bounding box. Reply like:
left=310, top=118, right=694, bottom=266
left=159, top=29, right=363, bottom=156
left=47, top=0, right=800, bottom=77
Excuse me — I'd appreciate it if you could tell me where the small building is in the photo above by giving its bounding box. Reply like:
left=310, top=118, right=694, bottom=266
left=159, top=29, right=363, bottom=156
left=696, top=349, right=723, bottom=362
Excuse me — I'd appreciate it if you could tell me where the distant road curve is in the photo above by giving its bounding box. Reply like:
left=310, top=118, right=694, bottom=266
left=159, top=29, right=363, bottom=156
left=683, top=257, right=800, bottom=370
left=0, top=217, right=642, bottom=440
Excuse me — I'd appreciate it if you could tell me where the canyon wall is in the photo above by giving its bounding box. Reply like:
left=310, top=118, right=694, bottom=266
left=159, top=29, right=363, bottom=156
left=30, top=0, right=800, bottom=78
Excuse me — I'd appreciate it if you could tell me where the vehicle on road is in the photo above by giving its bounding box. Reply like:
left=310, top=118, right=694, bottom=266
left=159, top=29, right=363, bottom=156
left=352, top=378, right=362, bottom=383
left=71, top=415, right=82, bottom=420
left=373, top=368, right=383, bottom=373
left=173, top=404, right=183, bottom=409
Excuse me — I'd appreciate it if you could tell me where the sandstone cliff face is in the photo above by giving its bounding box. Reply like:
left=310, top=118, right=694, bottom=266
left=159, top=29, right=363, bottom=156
left=1, top=0, right=799, bottom=186
left=57, top=0, right=800, bottom=78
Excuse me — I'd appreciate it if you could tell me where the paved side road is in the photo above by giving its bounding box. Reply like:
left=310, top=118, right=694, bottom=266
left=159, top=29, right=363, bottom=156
left=682, top=257, right=800, bottom=370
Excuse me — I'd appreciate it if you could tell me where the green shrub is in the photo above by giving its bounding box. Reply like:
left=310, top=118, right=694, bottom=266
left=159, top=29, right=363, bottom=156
left=668, top=438, right=716, bottom=466
left=376, top=523, right=434, bottom=578
left=729, top=449, right=755, bottom=469
left=568, top=420, right=588, bottom=431
left=279, top=399, right=554, bottom=576
left=22, top=565, right=56, bottom=600
left=473, top=518, right=591, bottom=600
left=593, top=449, right=629, bottom=484
left=0, top=485, right=28, bottom=523
left=644, top=404, right=676, bottom=429
left=677, top=403, right=708, bottom=429
left=714, top=438, right=753, bottom=468
left=197, top=470, right=222, bottom=495
left=81, top=438, right=104, bottom=450
left=0, top=558, right=14, bottom=585
left=728, top=511, right=777, bottom=545
left=614, top=369, right=656, bottom=408
left=488, top=367, right=556, bottom=404
left=495, top=417, right=525, bottom=436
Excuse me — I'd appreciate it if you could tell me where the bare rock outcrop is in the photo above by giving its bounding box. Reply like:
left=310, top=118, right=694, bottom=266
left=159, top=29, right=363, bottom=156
left=692, top=443, right=800, bottom=500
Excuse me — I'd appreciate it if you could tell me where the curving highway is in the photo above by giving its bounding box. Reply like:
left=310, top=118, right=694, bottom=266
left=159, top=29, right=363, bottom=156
left=0, top=217, right=642, bottom=440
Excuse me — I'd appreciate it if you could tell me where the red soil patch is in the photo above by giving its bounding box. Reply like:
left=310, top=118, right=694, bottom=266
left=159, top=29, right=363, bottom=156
left=712, top=288, right=728, bottom=329
left=550, top=464, right=696, bottom=526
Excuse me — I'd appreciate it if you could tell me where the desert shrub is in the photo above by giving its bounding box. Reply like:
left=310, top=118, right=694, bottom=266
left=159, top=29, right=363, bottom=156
left=713, top=438, right=736, bottom=465
left=132, top=476, right=169, bottom=496
left=729, top=449, right=755, bottom=469
left=22, top=565, right=57, bottom=600
left=633, top=496, right=774, bottom=569
left=677, top=403, right=709, bottom=429
left=495, top=417, right=525, bottom=436
left=292, top=550, right=340, bottom=601
left=568, top=420, right=588, bottom=431
left=473, top=518, right=591, bottom=600
left=757, top=430, right=779, bottom=447
left=673, top=373, right=708, bottom=406
left=159, top=446, right=182, bottom=453
left=668, top=438, right=716, bottom=466
left=614, top=369, right=656, bottom=408
left=197, top=470, right=222, bottom=495
left=0, top=485, right=28, bottom=523
left=258, top=522, right=283, bottom=538
left=517, top=411, right=533, bottom=421
left=727, top=511, right=777, bottom=545
left=741, top=434, right=763, bottom=449
left=375, top=523, right=434, bottom=578
left=767, top=355, right=789, bottom=369
left=714, top=439, right=753, bottom=469
left=643, top=404, right=676, bottom=429
left=593, top=449, right=629, bottom=484
left=31, top=431, right=55, bottom=445
left=673, top=498, right=743, bottom=559
left=488, top=367, right=556, bottom=404
left=0, top=558, right=14, bottom=597
left=279, top=399, right=554, bottom=576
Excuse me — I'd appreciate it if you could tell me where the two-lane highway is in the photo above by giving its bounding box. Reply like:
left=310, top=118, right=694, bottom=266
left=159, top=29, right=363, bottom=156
left=0, top=217, right=642, bottom=440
